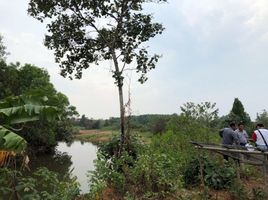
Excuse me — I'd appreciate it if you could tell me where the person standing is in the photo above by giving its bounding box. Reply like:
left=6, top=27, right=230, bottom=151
left=235, top=122, right=248, bottom=146
left=219, top=122, right=239, bottom=160
left=219, top=122, right=239, bottom=145
left=252, top=123, right=268, bottom=151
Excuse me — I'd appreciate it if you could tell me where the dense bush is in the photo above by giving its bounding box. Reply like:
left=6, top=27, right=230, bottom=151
left=0, top=167, right=80, bottom=199
left=130, top=151, right=178, bottom=195
left=183, top=156, right=236, bottom=190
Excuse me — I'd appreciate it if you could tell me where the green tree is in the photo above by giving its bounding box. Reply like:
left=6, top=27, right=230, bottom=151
left=0, top=62, right=20, bottom=99
left=256, top=110, right=268, bottom=128
left=18, top=64, right=54, bottom=94
left=227, top=98, right=251, bottom=125
left=0, top=34, right=8, bottom=61
left=180, top=102, right=219, bottom=128
left=28, top=0, right=165, bottom=150
left=0, top=35, right=78, bottom=151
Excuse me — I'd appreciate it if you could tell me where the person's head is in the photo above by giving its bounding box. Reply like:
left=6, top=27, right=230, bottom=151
left=229, top=122, right=236, bottom=130
left=238, top=122, right=244, bottom=131
left=256, top=123, right=264, bottom=129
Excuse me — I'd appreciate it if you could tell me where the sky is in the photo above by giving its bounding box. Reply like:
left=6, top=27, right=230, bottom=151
left=0, top=0, right=268, bottom=119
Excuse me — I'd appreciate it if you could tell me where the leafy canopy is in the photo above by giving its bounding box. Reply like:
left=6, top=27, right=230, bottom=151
left=28, top=0, right=166, bottom=84
left=228, top=98, right=251, bottom=124
left=0, top=34, right=8, bottom=61
left=180, top=102, right=219, bottom=127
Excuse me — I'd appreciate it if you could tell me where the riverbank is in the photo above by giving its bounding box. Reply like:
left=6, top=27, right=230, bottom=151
left=74, top=129, right=153, bottom=145
left=74, top=130, right=116, bottom=144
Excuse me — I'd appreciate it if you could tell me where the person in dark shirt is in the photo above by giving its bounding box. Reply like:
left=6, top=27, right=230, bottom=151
left=219, top=122, right=239, bottom=145
left=219, top=122, right=238, bottom=160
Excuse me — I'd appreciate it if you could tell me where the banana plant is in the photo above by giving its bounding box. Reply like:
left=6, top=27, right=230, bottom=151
left=0, top=93, right=58, bottom=153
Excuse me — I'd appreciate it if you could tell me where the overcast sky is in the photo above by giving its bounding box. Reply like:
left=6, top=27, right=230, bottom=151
left=1, top=0, right=268, bottom=119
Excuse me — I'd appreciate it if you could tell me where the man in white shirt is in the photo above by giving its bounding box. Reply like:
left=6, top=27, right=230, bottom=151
left=252, top=123, right=268, bottom=151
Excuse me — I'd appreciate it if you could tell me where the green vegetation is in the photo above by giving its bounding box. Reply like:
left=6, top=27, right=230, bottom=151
left=28, top=0, right=166, bottom=152
left=86, top=101, right=267, bottom=200
left=1, top=15, right=268, bottom=199
left=0, top=50, right=78, bottom=153
left=73, top=114, right=172, bottom=134
left=0, top=167, right=79, bottom=200
left=0, top=94, right=58, bottom=153
left=227, top=98, right=251, bottom=125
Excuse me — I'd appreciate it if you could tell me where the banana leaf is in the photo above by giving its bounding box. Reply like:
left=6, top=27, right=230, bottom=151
left=0, top=126, right=27, bottom=152
left=0, top=94, right=59, bottom=153
left=0, top=104, right=58, bottom=124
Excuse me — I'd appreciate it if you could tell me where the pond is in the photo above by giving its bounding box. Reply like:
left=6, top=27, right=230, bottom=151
left=29, top=141, right=98, bottom=194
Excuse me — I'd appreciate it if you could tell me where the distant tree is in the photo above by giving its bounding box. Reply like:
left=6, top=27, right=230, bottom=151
left=151, top=118, right=166, bottom=135
left=0, top=62, right=20, bottom=99
left=227, top=98, right=251, bottom=125
left=180, top=102, right=219, bottom=128
left=92, top=120, right=101, bottom=129
left=0, top=34, right=8, bottom=61
left=256, top=110, right=268, bottom=128
left=18, top=64, right=54, bottom=94
left=28, top=0, right=166, bottom=151
left=79, top=114, right=94, bottom=129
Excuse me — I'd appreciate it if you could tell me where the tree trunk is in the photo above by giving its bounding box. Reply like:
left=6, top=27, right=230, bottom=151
left=118, top=83, right=125, bottom=152
left=111, top=50, right=125, bottom=153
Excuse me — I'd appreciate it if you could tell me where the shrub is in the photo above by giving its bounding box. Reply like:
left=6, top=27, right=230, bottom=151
left=251, top=187, right=267, bottom=200
left=229, top=181, right=248, bottom=200
left=183, top=156, right=236, bottom=190
left=131, top=151, right=178, bottom=195
left=0, top=167, right=80, bottom=199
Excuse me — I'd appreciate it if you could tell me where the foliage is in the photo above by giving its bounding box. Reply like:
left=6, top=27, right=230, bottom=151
left=229, top=181, right=248, bottom=200
left=73, top=114, right=172, bottom=132
left=0, top=94, right=59, bottom=153
left=151, top=118, right=167, bottom=134
left=251, top=187, right=267, bottom=200
left=28, top=0, right=165, bottom=82
left=28, top=0, right=166, bottom=149
left=130, top=150, right=177, bottom=196
left=89, top=101, right=267, bottom=199
left=0, top=34, right=8, bottom=61
left=0, top=94, right=58, bottom=124
left=0, top=61, right=19, bottom=99
left=0, top=167, right=80, bottom=200
left=183, top=156, right=236, bottom=190
left=180, top=102, right=219, bottom=128
left=256, top=110, right=268, bottom=128
left=78, top=114, right=102, bottom=130
left=227, top=98, right=251, bottom=125
left=89, top=152, right=127, bottom=199
left=0, top=126, right=26, bottom=153
left=0, top=56, right=78, bottom=152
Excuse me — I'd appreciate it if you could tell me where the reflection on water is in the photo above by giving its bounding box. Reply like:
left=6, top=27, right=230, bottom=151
left=57, top=141, right=98, bottom=193
left=28, top=141, right=97, bottom=194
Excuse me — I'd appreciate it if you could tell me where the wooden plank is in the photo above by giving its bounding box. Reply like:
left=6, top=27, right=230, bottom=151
left=212, top=150, right=263, bottom=165
left=197, top=146, right=268, bottom=155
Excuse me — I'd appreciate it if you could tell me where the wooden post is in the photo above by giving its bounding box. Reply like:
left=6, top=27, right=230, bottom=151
left=263, top=154, right=268, bottom=189
left=240, top=154, right=245, bottom=170
left=198, top=153, right=205, bottom=189
left=235, top=160, right=241, bottom=182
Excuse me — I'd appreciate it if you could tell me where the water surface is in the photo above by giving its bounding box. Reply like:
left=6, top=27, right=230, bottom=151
left=29, top=141, right=98, bottom=194
left=57, top=141, right=98, bottom=193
